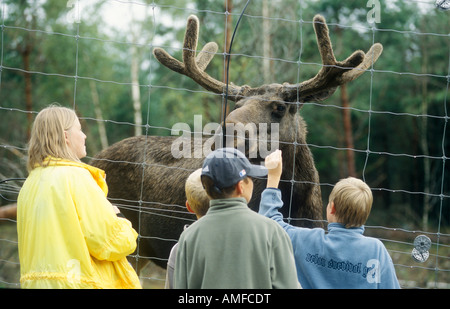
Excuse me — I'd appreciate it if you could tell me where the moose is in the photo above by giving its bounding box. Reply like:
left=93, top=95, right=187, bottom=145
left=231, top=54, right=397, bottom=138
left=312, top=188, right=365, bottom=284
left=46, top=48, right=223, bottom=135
left=91, top=14, right=382, bottom=273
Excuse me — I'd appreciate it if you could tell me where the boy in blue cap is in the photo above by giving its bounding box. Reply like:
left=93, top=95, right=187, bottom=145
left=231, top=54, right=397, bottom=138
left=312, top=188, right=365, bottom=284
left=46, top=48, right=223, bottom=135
left=259, top=149, right=400, bottom=289
left=174, top=148, right=299, bottom=289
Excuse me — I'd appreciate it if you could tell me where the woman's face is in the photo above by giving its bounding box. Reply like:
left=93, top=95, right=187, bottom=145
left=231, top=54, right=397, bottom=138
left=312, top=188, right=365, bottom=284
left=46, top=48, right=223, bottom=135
left=65, top=118, right=87, bottom=159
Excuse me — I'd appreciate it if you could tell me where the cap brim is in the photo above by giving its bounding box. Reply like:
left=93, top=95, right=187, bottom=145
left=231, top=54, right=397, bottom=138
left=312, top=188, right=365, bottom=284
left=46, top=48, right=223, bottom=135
left=247, top=164, right=268, bottom=178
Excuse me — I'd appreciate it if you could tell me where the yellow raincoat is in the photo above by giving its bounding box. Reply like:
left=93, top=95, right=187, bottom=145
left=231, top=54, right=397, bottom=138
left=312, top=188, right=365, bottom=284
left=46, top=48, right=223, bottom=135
left=17, top=157, right=142, bottom=289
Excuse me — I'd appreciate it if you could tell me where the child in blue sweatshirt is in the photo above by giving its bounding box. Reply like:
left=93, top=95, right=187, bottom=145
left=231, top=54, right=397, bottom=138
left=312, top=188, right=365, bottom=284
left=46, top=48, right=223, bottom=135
left=259, top=150, right=400, bottom=289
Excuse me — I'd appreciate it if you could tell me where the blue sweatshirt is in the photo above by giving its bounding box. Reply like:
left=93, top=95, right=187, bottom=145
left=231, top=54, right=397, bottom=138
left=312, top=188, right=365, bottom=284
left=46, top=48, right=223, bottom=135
left=259, top=188, right=400, bottom=289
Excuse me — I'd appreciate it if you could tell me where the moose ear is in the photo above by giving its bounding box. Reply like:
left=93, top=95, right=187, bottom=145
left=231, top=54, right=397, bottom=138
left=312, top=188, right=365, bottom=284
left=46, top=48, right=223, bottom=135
left=281, top=83, right=338, bottom=104
left=300, top=86, right=338, bottom=103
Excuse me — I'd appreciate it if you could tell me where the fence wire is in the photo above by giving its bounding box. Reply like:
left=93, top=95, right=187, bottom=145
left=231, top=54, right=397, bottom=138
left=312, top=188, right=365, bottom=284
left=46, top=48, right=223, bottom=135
left=0, top=0, right=449, bottom=289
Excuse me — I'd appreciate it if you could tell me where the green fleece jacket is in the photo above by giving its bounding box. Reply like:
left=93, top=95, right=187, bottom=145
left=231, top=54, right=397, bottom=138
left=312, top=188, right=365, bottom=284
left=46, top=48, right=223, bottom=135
left=174, top=197, right=300, bottom=289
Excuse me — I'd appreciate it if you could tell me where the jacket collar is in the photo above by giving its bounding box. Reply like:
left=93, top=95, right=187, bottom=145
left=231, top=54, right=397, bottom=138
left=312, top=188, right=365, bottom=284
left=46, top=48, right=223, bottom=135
left=327, top=222, right=365, bottom=235
left=40, top=156, right=108, bottom=195
left=208, top=197, right=248, bottom=213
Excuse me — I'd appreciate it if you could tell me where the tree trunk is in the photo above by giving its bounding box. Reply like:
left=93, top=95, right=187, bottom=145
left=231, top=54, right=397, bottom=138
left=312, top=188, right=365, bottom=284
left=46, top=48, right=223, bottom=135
left=340, top=84, right=356, bottom=177
left=89, top=80, right=108, bottom=150
left=130, top=44, right=142, bottom=136
left=0, top=204, right=17, bottom=220
left=420, top=25, right=430, bottom=231
left=262, top=0, right=272, bottom=84
left=23, top=47, right=32, bottom=139
left=129, top=4, right=142, bottom=136
left=222, top=0, right=233, bottom=120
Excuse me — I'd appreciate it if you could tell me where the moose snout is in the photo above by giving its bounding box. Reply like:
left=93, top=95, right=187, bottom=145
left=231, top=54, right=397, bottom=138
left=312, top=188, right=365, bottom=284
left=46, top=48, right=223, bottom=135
left=221, top=119, right=267, bottom=163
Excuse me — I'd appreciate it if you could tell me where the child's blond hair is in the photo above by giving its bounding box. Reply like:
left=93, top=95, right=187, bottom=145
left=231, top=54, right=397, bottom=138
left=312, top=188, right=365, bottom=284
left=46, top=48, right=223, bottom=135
left=329, top=177, right=373, bottom=228
left=185, top=169, right=210, bottom=217
left=27, top=104, right=81, bottom=171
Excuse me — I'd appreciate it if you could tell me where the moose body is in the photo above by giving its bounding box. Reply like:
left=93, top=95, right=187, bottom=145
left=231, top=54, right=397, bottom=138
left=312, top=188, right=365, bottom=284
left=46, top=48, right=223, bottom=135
left=92, top=132, right=321, bottom=271
left=91, top=15, right=382, bottom=272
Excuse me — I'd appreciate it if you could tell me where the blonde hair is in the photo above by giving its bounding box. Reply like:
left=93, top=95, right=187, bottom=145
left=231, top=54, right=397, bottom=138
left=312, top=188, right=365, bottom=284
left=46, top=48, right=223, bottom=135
left=27, top=104, right=81, bottom=171
left=328, top=177, right=373, bottom=228
left=185, top=169, right=210, bottom=217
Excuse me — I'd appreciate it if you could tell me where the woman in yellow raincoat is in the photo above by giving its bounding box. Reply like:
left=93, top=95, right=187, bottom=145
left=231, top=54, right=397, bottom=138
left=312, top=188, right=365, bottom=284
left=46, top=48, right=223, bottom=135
left=17, top=105, right=142, bottom=289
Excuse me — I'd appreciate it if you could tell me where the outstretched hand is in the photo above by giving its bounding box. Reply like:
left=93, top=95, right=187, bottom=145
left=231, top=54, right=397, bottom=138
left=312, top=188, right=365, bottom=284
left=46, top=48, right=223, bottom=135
left=265, top=149, right=282, bottom=188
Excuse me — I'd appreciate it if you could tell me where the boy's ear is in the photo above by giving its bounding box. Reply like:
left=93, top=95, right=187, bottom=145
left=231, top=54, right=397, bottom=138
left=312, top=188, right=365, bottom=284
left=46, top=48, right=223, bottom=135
left=186, top=201, right=194, bottom=214
left=329, top=201, right=336, bottom=214
left=236, top=180, right=245, bottom=195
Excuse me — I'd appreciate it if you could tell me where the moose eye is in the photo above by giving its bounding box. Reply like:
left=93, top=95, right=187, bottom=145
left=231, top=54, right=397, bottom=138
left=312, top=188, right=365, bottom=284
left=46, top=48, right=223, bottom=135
left=276, top=105, right=286, bottom=112
left=271, top=103, right=286, bottom=120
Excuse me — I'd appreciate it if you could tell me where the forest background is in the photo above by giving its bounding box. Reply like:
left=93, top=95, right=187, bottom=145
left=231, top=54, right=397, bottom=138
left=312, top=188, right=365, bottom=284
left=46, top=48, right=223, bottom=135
left=0, top=0, right=448, bottom=288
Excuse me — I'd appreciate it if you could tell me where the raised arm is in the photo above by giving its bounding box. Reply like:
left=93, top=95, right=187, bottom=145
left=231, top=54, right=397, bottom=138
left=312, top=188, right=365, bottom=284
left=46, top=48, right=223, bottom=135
left=265, top=149, right=283, bottom=189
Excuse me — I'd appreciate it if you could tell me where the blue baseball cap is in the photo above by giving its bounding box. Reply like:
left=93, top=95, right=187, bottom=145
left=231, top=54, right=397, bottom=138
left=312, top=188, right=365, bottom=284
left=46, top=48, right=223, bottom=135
left=201, top=148, right=268, bottom=189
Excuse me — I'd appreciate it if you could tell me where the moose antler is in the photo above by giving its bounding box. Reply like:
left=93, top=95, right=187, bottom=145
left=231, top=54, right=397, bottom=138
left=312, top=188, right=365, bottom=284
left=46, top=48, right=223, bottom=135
left=153, top=15, right=242, bottom=97
left=281, top=15, right=383, bottom=102
left=153, top=14, right=383, bottom=103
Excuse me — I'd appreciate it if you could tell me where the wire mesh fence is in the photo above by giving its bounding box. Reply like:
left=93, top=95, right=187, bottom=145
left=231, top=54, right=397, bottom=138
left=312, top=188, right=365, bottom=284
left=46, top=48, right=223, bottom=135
left=0, top=0, right=449, bottom=289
